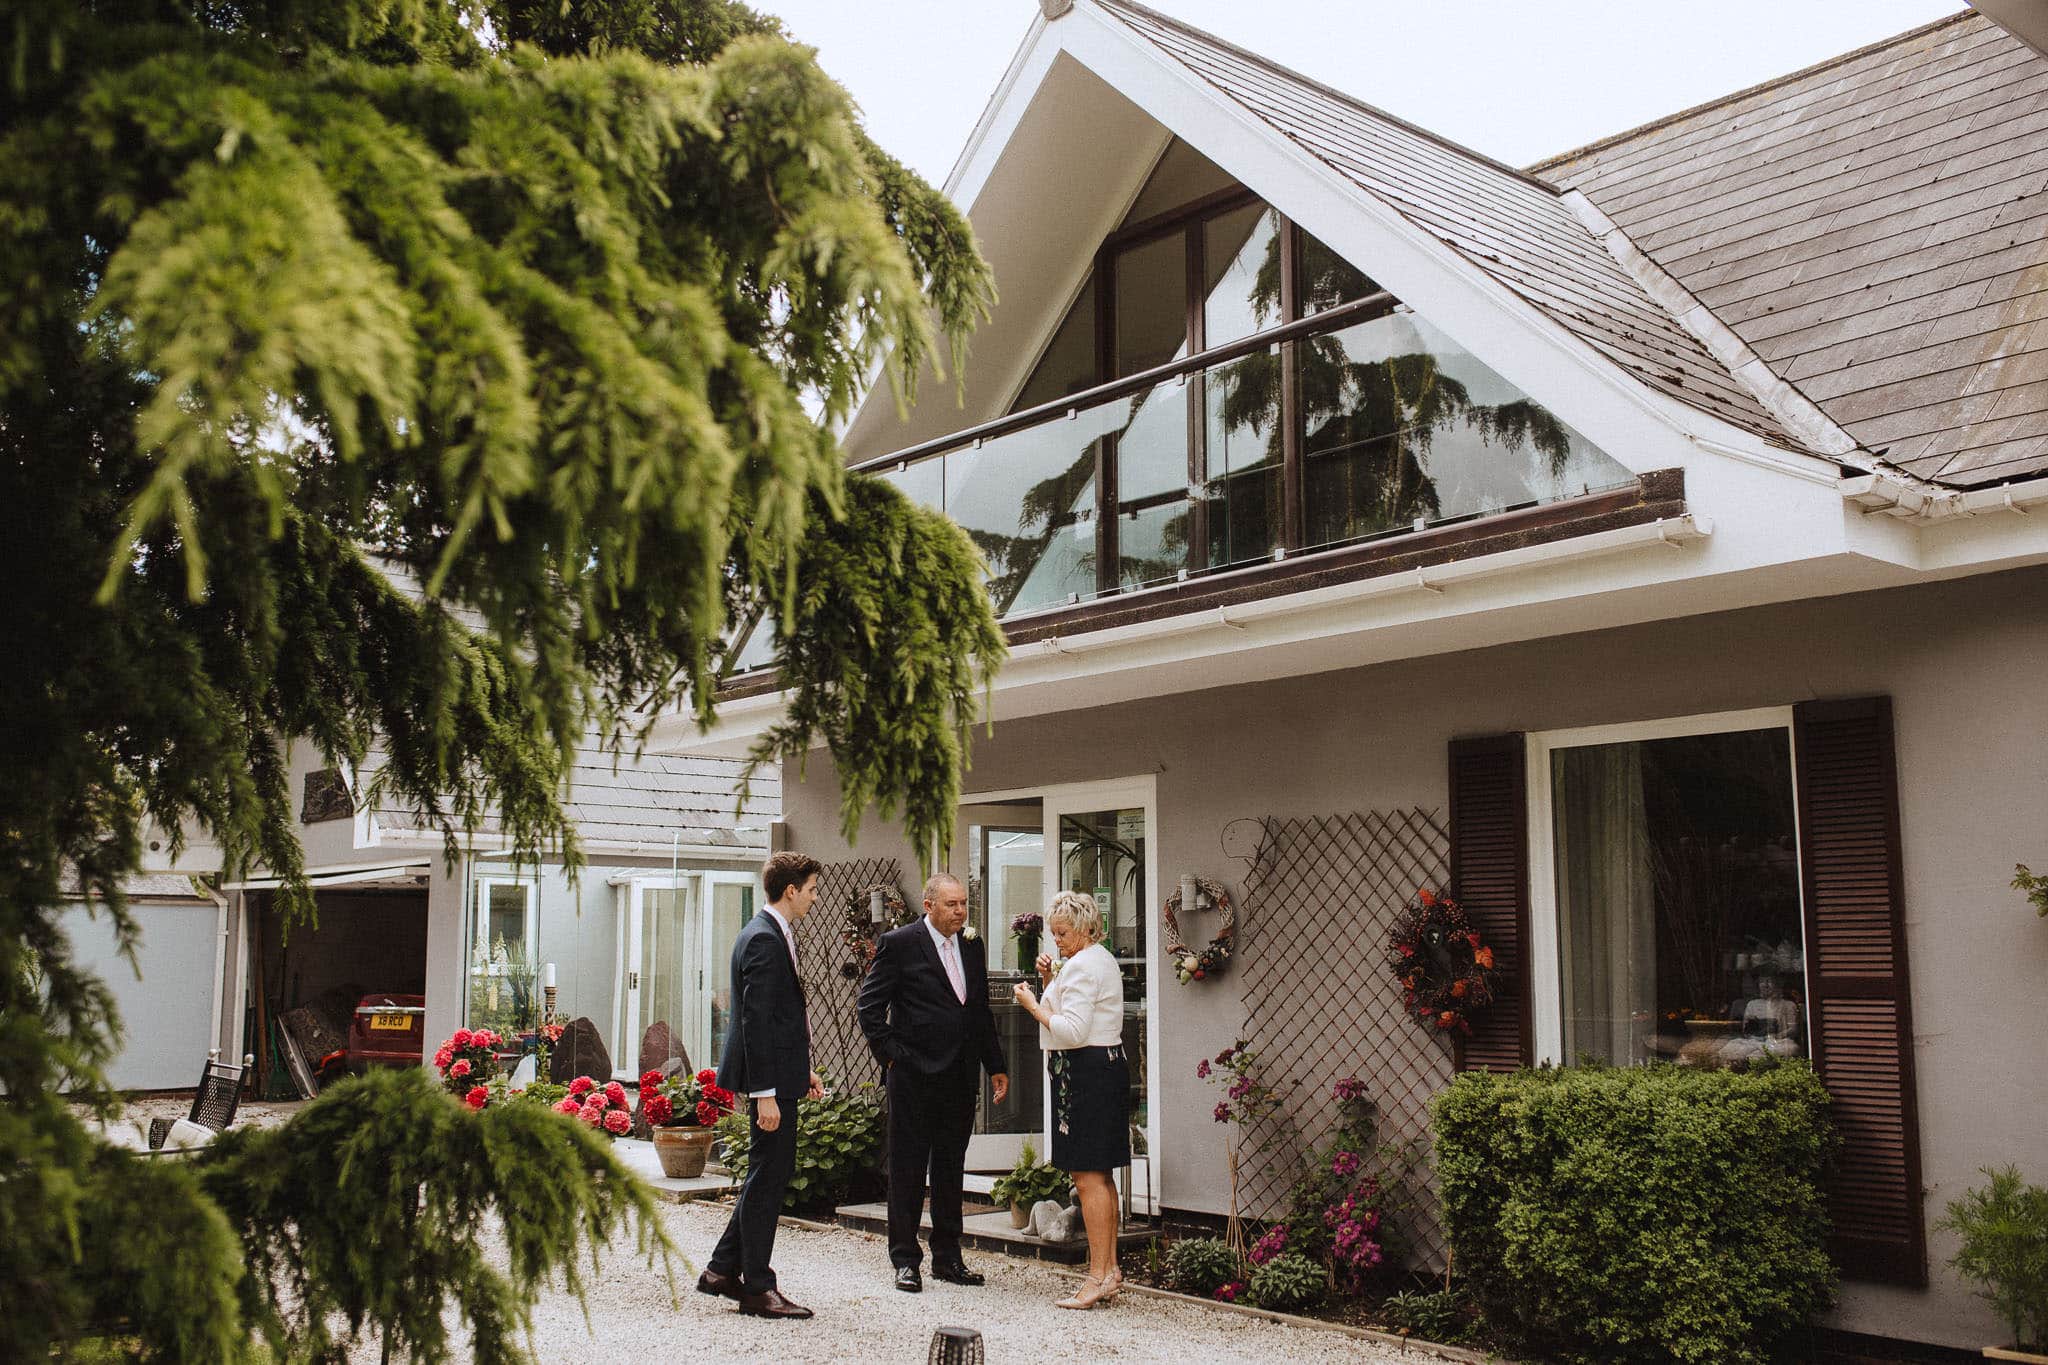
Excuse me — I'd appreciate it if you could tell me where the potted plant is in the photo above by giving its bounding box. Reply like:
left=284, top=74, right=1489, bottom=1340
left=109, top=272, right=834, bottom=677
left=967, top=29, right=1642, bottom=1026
left=990, top=1140, right=1072, bottom=1229
left=641, top=1067, right=738, bottom=1178
left=1939, top=1166, right=2048, bottom=1362
left=1010, top=911, right=1043, bottom=970
left=550, top=1075, right=634, bottom=1140
left=430, top=1027, right=504, bottom=1095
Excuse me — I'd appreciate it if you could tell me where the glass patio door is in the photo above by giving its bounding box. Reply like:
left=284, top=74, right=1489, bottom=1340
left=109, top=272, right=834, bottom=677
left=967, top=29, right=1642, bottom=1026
left=954, top=802, right=1047, bottom=1170
left=1042, top=781, right=1158, bottom=1211
left=619, top=873, right=756, bottom=1079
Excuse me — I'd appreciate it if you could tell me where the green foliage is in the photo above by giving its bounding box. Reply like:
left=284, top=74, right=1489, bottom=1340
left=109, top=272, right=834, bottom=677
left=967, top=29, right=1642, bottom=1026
left=1378, top=1288, right=1475, bottom=1344
left=1164, top=1237, right=1241, bottom=1297
left=1247, top=1251, right=1327, bottom=1313
left=713, top=1081, right=884, bottom=1212
left=989, top=1139, right=1072, bottom=1210
left=1938, top=1166, right=2048, bottom=1349
left=2013, top=865, right=2048, bottom=918
left=2, top=0, right=995, bottom=1346
left=1432, top=1062, right=1836, bottom=1365
left=199, top=1068, right=667, bottom=1364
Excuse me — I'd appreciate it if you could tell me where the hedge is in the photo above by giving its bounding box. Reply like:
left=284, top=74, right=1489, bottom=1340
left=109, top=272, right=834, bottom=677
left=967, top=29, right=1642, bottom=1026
left=1432, top=1061, right=1835, bottom=1365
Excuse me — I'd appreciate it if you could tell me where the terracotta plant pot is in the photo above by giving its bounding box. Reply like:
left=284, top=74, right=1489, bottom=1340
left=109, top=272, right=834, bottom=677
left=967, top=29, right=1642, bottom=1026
left=1009, top=1202, right=1030, bottom=1229
left=652, top=1125, right=715, bottom=1179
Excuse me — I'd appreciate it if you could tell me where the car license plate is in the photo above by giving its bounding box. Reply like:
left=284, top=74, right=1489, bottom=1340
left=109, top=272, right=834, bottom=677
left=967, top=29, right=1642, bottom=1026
left=369, top=1013, right=411, bottom=1031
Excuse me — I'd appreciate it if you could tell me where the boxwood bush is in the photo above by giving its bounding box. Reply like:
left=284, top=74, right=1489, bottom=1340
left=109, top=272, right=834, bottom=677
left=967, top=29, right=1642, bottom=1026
left=1164, top=1236, right=1240, bottom=1296
left=1432, top=1061, right=1835, bottom=1365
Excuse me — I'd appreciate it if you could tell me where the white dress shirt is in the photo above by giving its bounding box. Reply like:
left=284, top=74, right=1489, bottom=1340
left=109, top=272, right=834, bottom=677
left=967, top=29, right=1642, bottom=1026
left=924, top=915, right=968, bottom=1003
left=1037, top=941, right=1124, bottom=1050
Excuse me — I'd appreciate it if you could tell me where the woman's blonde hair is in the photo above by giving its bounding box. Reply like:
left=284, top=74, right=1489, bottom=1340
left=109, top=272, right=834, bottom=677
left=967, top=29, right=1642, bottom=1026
left=1046, top=889, right=1104, bottom=943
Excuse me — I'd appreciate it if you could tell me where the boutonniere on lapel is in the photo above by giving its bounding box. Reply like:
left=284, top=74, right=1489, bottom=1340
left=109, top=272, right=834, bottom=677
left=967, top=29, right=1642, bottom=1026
left=961, top=925, right=979, bottom=942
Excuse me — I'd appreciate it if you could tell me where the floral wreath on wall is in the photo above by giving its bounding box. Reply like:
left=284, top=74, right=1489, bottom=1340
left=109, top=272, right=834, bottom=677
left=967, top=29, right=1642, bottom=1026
left=1164, top=876, right=1236, bottom=984
left=1387, top=886, right=1498, bottom=1034
left=840, top=882, right=911, bottom=978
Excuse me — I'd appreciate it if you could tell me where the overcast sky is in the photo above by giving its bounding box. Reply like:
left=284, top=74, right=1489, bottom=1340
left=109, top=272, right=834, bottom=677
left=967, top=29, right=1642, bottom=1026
left=761, top=0, right=1970, bottom=184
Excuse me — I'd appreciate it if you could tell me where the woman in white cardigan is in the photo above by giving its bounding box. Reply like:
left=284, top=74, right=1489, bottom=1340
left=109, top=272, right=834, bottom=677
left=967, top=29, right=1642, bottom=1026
left=1012, top=889, right=1129, bottom=1309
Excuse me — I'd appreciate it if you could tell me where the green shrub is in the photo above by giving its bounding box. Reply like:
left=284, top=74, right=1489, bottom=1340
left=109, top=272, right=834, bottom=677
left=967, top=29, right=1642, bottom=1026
left=1938, top=1166, right=2048, bottom=1350
left=1248, top=1251, right=1327, bottom=1311
left=1164, top=1237, right=1241, bottom=1296
left=1432, top=1061, right=1835, bottom=1365
left=1379, top=1288, right=1474, bottom=1344
left=990, top=1139, right=1072, bottom=1209
left=713, top=1082, right=885, bottom=1213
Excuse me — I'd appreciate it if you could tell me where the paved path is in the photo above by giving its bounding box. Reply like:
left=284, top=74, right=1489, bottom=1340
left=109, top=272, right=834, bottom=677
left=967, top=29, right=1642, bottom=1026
left=374, top=1199, right=1426, bottom=1363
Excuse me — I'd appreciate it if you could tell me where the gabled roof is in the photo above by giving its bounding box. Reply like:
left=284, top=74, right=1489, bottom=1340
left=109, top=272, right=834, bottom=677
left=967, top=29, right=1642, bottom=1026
left=1093, top=0, right=1797, bottom=447
left=1538, top=11, right=2048, bottom=489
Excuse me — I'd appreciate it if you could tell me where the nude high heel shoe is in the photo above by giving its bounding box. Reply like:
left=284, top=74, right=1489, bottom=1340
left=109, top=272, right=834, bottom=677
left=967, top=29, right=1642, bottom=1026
left=1054, top=1273, right=1105, bottom=1310
left=1098, top=1267, right=1124, bottom=1303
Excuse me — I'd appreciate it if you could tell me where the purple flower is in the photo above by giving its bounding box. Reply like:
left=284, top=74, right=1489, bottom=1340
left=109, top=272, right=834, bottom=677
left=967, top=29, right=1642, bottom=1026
left=1213, top=1101, right=1232, bottom=1123
left=1195, top=1058, right=1211, bottom=1079
left=1332, top=1076, right=1365, bottom=1102
left=1330, top=1149, right=1361, bottom=1178
left=1248, top=1225, right=1288, bottom=1267
left=1226, top=1076, right=1251, bottom=1101
left=1214, top=1281, right=1244, bottom=1303
left=1215, top=1046, right=1235, bottom=1065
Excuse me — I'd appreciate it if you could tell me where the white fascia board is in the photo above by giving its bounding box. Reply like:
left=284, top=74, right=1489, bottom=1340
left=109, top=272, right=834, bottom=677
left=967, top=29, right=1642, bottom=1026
left=1051, top=9, right=1838, bottom=493
left=943, top=13, right=1055, bottom=202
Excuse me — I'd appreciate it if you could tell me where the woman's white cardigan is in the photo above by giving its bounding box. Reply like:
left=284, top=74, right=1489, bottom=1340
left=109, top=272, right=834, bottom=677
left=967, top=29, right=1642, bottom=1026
left=1038, top=942, right=1124, bottom=1050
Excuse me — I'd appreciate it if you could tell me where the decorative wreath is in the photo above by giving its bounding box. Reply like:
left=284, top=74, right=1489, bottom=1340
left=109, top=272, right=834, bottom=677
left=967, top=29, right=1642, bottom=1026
left=1164, top=877, right=1236, bottom=984
left=840, top=883, right=911, bottom=978
left=1387, top=887, right=1499, bottom=1035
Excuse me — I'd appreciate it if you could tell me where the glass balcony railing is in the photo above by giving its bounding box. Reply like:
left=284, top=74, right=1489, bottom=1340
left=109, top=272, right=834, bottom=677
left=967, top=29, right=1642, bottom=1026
left=851, top=294, right=1636, bottom=623
left=728, top=296, right=1640, bottom=674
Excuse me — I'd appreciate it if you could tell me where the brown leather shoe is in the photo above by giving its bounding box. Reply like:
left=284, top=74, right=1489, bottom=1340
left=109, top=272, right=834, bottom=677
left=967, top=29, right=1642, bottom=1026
left=695, top=1267, right=741, bottom=1300
left=736, top=1288, right=813, bottom=1319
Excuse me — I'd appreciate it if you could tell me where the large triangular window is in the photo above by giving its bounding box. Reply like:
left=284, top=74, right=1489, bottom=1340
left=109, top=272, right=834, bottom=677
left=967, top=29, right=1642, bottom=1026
left=879, top=141, right=1634, bottom=620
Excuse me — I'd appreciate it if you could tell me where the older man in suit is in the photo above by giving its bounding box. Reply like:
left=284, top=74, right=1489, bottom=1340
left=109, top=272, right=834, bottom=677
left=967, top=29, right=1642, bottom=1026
left=858, top=872, right=1009, bottom=1293
left=697, top=851, right=823, bottom=1319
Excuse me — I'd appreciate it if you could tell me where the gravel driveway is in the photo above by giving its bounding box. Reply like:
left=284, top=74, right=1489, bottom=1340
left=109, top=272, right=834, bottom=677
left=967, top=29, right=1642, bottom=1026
left=380, top=1200, right=1426, bottom=1363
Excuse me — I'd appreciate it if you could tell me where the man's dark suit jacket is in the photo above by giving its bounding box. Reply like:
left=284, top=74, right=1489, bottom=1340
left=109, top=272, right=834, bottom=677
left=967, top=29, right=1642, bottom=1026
left=857, top=920, right=1006, bottom=1080
left=716, top=910, right=810, bottom=1098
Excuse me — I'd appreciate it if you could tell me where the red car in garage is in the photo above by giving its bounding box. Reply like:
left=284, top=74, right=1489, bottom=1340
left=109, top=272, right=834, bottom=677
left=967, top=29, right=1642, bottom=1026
left=346, top=992, right=426, bottom=1070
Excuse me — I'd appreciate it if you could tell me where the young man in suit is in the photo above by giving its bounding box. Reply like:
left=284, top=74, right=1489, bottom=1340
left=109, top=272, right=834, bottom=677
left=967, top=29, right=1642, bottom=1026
left=856, top=872, right=1009, bottom=1292
left=697, top=851, right=824, bottom=1319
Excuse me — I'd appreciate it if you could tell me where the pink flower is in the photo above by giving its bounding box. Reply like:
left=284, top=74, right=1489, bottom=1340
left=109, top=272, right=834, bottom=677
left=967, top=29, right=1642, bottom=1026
left=1195, top=1058, right=1210, bottom=1079
left=603, top=1108, right=631, bottom=1135
left=451, top=1029, right=473, bottom=1048
left=1213, top=1102, right=1231, bottom=1123
left=553, top=1098, right=581, bottom=1117
left=568, top=1075, right=596, bottom=1097
left=603, top=1081, right=627, bottom=1107
left=1331, top=1150, right=1362, bottom=1178
left=450, top=1059, right=471, bottom=1079
left=433, top=1048, right=453, bottom=1070
left=1215, top=1281, right=1243, bottom=1303
left=464, top=1086, right=488, bottom=1110
left=579, top=1100, right=606, bottom=1125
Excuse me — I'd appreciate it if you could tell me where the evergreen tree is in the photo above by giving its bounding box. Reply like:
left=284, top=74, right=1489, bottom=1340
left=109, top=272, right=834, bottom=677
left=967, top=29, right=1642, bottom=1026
left=0, top=0, right=1000, bottom=1355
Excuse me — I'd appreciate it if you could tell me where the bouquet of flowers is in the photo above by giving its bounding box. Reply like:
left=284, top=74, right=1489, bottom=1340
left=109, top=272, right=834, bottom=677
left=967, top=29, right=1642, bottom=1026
left=552, top=1075, right=634, bottom=1137
left=641, top=1067, right=738, bottom=1129
left=431, top=1027, right=504, bottom=1096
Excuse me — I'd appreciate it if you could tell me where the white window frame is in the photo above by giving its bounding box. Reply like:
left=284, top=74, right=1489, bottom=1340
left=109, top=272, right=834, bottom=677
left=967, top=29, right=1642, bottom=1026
left=615, top=871, right=759, bottom=1080
left=472, top=875, right=539, bottom=976
left=1524, top=706, right=1806, bottom=1067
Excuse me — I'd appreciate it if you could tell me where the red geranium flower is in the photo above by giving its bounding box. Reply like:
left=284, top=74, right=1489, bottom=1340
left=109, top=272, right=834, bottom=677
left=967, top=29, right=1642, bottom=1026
left=464, top=1086, right=488, bottom=1110
left=567, top=1075, right=596, bottom=1098
left=696, top=1099, right=719, bottom=1126
left=643, top=1094, right=674, bottom=1126
left=603, top=1108, right=632, bottom=1135
left=641, top=1069, right=665, bottom=1089
left=602, top=1080, right=627, bottom=1107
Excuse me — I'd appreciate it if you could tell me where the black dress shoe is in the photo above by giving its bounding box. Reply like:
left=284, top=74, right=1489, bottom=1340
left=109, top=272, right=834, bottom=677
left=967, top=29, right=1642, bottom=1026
left=894, top=1265, right=923, bottom=1292
left=695, top=1267, right=741, bottom=1300
left=736, top=1287, right=813, bottom=1319
left=931, top=1262, right=985, bottom=1286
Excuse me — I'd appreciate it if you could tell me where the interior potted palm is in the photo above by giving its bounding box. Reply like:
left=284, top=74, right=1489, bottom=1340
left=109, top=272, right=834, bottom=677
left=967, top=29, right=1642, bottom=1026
left=1939, top=1166, right=2048, bottom=1362
left=990, top=1140, right=1073, bottom=1230
left=641, top=1067, right=737, bottom=1180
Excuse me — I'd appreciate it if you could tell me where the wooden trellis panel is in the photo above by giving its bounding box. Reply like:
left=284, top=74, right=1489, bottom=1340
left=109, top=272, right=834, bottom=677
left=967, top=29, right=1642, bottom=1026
left=796, top=857, right=903, bottom=1092
left=1238, top=809, right=1455, bottom=1271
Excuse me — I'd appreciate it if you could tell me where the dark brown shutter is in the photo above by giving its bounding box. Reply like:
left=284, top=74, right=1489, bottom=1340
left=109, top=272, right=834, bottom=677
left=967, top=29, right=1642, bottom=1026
left=1448, top=734, right=1531, bottom=1072
left=1794, top=697, right=1926, bottom=1287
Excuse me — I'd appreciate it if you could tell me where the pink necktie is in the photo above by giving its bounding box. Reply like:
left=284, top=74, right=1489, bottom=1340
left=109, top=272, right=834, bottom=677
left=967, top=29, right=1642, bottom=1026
left=942, top=936, right=966, bottom=1003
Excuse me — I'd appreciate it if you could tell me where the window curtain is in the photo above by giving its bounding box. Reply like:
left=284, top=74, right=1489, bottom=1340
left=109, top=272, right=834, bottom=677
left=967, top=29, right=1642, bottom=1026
left=1553, top=745, right=1654, bottom=1064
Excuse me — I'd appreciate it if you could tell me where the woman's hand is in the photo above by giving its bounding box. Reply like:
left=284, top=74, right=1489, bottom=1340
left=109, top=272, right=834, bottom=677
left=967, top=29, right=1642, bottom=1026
left=1012, top=981, right=1040, bottom=1020
left=1035, top=952, right=1055, bottom=985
